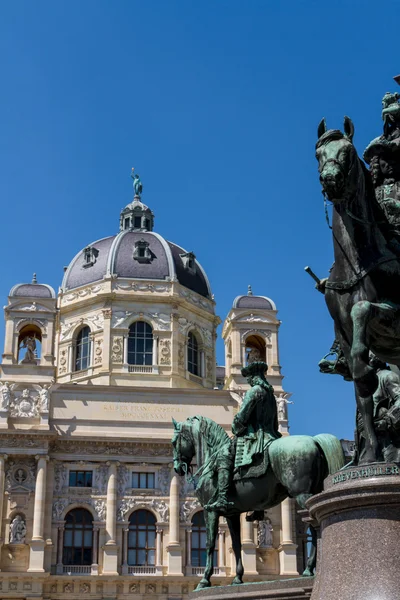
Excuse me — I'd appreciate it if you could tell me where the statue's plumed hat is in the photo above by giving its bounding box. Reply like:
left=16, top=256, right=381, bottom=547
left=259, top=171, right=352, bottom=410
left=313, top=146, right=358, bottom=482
left=241, top=361, right=268, bottom=378
left=363, top=135, right=400, bottom=164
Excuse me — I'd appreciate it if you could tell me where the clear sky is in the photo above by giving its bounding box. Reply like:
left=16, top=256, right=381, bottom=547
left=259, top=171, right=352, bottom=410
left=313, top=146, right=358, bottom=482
left=1, top=1, right=398, bottom=441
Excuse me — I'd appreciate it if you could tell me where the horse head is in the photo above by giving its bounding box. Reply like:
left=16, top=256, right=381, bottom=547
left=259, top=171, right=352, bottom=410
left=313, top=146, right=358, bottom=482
left=171, top=418, right=195, bottom=476
left=316, top=116, right=358, bottom=203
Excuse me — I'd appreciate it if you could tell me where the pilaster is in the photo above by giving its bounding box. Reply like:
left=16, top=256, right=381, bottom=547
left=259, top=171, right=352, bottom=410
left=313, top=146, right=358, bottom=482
left=278, top=497, right=298, bottom=575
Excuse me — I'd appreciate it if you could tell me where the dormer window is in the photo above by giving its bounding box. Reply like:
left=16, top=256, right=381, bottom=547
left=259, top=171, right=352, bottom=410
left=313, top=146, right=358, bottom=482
left=180, top=251, right=197, bottom=275
left=133, top=239, right=153, bottom=264
left=83, top=246, right=99, bottom=268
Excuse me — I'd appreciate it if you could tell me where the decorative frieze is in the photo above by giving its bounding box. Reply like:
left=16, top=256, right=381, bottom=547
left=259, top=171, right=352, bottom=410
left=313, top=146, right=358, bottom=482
left=60, top=313, right=104, bottom=341
left=111, top=336, right=123, bottom=363
left=180, top=498, right=201, bottom=522
left=117, top=497, right=169, bottom=521
left=113, top=282, right=169, bottom=293
left=52, top=497, right=106, bottom=521
left=6, top=458, right=36, bottom=491
left=64, top=284, right=104, bottom=304
left=50, top=440, right=172, bottom=457
left=159, top=339, right=171, bottom=365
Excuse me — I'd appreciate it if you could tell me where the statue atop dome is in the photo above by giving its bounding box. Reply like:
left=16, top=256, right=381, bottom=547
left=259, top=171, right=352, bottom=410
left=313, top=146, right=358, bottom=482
left=131, top=168, right=143, bottom=198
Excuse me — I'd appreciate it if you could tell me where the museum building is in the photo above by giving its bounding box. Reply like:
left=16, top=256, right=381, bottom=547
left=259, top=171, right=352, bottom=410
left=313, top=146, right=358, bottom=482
left=0, top=181, right=303, bottom=599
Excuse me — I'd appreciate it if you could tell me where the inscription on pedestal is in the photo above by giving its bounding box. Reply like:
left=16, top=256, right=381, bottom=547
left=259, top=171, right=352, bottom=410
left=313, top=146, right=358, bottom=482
left=331, top=464, right=399, bottom=485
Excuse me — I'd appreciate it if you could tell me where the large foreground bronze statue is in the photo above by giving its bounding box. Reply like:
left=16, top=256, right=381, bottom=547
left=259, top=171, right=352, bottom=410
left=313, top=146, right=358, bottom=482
left=314, top=88, right=400, bottom=465
left=172, top=362, right=344, bottom=589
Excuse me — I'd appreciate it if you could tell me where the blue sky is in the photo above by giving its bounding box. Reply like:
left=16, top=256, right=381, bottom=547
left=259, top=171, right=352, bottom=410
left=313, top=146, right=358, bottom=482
left=1, top=1, right=398, bottom=440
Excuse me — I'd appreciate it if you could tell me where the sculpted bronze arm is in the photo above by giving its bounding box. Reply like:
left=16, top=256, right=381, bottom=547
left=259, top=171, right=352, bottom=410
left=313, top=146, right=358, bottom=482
left=232, top=388, right=261, bottom=436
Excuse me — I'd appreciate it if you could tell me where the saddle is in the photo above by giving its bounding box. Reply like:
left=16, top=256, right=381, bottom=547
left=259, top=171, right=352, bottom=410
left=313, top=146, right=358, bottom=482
left=233, top=437, right=270, bottom=481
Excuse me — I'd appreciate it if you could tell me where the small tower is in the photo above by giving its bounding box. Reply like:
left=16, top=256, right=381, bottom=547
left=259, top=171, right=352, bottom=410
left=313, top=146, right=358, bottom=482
left=1, top=275, right=57, bottom=376
left=222, top=287, right=291, bottom=431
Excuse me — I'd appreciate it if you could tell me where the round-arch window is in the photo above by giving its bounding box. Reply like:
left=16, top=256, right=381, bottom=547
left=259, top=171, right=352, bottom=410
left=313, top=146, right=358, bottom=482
left=191, top=511, right=217, bottom=567
left=128, top=509, right=156, bottom=566
left=75, top=326, right=91, bottom=371
left=128, top=322, right=153, bottom=366
left=188, top=332, right=199, bottom=376
left=63, top=508, right=93, bottom=566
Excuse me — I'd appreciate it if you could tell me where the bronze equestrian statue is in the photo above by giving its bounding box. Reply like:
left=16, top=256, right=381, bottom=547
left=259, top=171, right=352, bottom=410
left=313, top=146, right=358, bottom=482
left=172, top=362, right=344, bottom=589
left=314, top=89, right=400, bottom=465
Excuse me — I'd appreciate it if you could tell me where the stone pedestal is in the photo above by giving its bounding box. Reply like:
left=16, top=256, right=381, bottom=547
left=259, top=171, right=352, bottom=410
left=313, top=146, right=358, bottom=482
left=306, top=463, right=400, bottom=600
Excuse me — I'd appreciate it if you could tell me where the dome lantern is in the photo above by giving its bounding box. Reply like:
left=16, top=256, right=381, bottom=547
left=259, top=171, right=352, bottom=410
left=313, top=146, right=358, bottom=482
left=119, top=169, right=154, bottom=232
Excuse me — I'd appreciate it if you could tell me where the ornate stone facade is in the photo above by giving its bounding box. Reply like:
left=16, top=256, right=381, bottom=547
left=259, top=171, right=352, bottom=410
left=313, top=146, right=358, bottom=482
left=0, top=181, right=297, bottom=599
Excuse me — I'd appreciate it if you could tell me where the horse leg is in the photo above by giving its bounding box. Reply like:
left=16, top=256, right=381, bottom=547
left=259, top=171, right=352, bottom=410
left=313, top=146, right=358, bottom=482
left=226, top=514, right=244, bottom=585
left=302, top=525, right=317, bottom=577
left=350, top=301, right=379, bottom=463
left=196, top=510, right=219, bottom=590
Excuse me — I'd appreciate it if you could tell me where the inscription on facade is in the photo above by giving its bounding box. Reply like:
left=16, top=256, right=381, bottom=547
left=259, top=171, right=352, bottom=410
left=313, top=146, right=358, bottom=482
left=332, top=465, right=400, bottom=485
left=103, top=402, right=184, bottom=421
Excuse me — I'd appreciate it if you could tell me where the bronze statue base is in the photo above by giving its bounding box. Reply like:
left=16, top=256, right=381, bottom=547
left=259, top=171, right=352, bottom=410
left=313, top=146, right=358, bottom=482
left=306, top=463, right=400, bottom=600
left=188, top=577, right=314, bottom=599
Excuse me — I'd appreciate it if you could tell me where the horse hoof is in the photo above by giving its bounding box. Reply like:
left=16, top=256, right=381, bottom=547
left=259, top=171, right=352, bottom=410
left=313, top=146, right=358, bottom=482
left=231, top=577, right=243, bottom=585
left=302, top=569, right=313, bottom=577
left=196, top=581, right=211, bottom=591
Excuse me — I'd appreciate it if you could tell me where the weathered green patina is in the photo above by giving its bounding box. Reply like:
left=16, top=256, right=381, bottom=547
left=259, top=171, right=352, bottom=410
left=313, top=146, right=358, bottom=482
left=313, top=85, right=400, bottom=465
left=172, top=410, right=344, bottom=589
left=131, top=167, right=143, bottom=197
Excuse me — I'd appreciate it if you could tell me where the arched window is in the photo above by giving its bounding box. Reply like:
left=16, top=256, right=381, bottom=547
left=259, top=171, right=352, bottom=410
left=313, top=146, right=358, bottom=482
left=245, top=334, right=266, bottom=365
left=187, top=332, right=199, bottom=376
left=128, top=322, right=153, bottom=366
left=191, top=511, right=217, bottom=567
left=128, top=510, right=156, bottom=566
left=75, top=327, right=91, bottom=371
left=63, top=508, right=93, bottom=566
left=18, top=324, right=42, bottom=364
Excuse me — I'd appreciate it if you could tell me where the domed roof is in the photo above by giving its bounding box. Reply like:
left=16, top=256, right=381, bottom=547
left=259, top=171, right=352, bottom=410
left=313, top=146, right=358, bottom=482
left=61, top=173, right=213, bottom=299
left=62, top=231, right=212, bottom=298
left=233, top=286, right=276, bottom=310
left=10, top=274, right=56, bottom=299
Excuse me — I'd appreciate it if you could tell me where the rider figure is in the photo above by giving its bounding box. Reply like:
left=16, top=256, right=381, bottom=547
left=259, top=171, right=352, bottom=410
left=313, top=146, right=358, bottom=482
left=205, top=361, right=281, bottom=515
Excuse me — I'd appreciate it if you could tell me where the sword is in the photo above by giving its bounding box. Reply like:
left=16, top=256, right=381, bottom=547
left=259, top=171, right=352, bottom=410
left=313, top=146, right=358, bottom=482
left=304, top=266, right=321, bottom=286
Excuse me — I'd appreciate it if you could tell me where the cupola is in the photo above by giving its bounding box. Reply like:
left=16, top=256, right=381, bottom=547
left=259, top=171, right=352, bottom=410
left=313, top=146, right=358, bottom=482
left=119, top=169, right=154, bottom=232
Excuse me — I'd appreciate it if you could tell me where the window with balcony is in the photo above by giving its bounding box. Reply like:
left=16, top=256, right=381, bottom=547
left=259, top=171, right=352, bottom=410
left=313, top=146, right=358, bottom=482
left=127, top=321, right=153, bottom=366
left=63, top=508, right=93, bottom=566
left=191, top=511, right=217, bottom=567
left=128, top=510, right=156, bottom=566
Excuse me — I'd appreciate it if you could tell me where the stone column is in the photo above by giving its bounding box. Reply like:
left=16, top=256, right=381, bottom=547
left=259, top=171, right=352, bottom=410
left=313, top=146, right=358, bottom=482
left=102, top=461, right=119, bottom=575
left=153, top=335, right=159, bottom=374
left=185, top=527, right=192, bottom=575
left=91, top=525, right=99, bottom=575
left=200, top=350, right=205, bottom=378
left=167, top=474, right=183, bottom=575
left=0, top=455, right=7, bottom=566
left=153, top=335, right=158, bottom=365
left=218, top=527, right=226, bottom=571
left=121, top=525, right=129, bottom=575
left=28, top=455, right=48, bottom=572
left=56, top=525, right=64, bottom=574
left=278, top=498, right=298, bottom=575
left=240, top=514, right=258, bottom=574
left=68, top=343, right=74, bottom=373
left=123, top=335, right=128, bottom=365
left=155, top=526, right=163, bottom=575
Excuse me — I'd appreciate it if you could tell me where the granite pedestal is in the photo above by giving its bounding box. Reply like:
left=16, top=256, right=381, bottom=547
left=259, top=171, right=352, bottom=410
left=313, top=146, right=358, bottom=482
left=188, top=577, right=314, bottom=600
left=306, top=463, right=400, bottom=600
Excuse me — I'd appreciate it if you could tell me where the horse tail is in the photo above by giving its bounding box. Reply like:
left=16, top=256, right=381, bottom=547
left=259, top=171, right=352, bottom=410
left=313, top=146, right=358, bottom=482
left=313, top=434, right=345, bottom=475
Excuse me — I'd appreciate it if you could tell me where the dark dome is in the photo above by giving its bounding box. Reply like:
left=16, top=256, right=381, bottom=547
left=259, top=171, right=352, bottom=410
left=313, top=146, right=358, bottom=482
left=10, top=282, right=56, bottom=299
left=233, top=294, right=275, bottom=310
left=62, top=231, right=212, bottom=298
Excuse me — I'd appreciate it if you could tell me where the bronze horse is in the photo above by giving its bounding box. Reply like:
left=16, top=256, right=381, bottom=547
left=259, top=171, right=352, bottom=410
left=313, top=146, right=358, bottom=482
left=316, top=117, right=400, bottom=464
left=172, top=416, right=344, bottom=588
